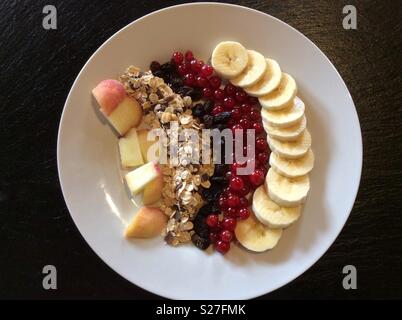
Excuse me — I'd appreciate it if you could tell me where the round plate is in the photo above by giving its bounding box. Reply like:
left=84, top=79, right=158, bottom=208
left=57, top=3, right=362, bottom=299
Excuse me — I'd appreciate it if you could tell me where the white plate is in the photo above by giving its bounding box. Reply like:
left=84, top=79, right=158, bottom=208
left=57, top=3, right=362, bottom=299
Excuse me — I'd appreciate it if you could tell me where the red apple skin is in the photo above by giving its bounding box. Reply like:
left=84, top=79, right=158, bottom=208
left=92, top=79, right=126, bottom=116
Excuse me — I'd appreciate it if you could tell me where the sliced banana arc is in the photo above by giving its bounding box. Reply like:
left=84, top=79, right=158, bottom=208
left=266, top=168, right=310, bottom=207
left=263, top=115, right=307, bottom=141
left=235, top=210, right=283, bottom=252
left=268, top=129, right=311, bottom=159
left=244, top=58, right=282, bottom=97
left=270, top=149, right=315, bottom=178
left=258, top=73, right=297, bottom=110
left=261, top=96, right=305, bottom=128
left=252, top=186, right=301, bottom=229
left=211, top=41, right=249, bottom=79
left=230, top=50, right=267, bottom=88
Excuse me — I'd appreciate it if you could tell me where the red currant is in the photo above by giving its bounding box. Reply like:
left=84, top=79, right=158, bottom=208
left=209, top=76, right=221, bottom=89
left=256, top=138, right=268, bottom=152
left=249, top=168, right=265, bottom=187
left=222, top=218, right=237, bottom=232
left=225, top=171, right=233, bottom=181
left=238, top=207, right=251, bottom=220
left=224, top=83, right=237, bottom=96
left=240, top=103, right=252, bottom=114
left=225, top=207, right=237, bottom=218
left=223, top=97, right=235, bottom=110
left=213, top=89, right=224, bottom=101
left=185, top=50, right=194, bottom=61
left=231, top=161, right=244, bottom=174
left=172, top=51, right=183, bottom=65
left=250, top=109, right=261, bottom=121
left=229, top=176, right=245, bottom=192
left=220, top=230, right=233, bottom=243
left=210, top=232, right=219, bottom=243
left=215, top=240, right=230, bottom=254
left=203, top=87, right=213, bottom=98
left=196, top=75, right=209, bottom=88
left=211, top=105, right=224, bottom=116
left=227, top=193, right=240, bottom=207
left=206, top=214, right=219, bottom=228
left=201, top=64, right=213, bottom=77
left=190, top=59, right=201, bottom=73
left=238, top=197, right=249, bottom=208
left=231, top=124, right=243, bottom=135
left=235, top=184, right=250, bottom=197
left=253, top=122, right=263, bottom=134
left=218, top=195, right=228, bottom=209
left=178, top=64, right=187, bottom=76
left=257, top=152, right=269, bottom=165
left=183, top=73, right=196, bottom=86
left=248, top=96, right=259, bottom=105
left=239, top=118, right=251, bottom=129
left=235, top=90, right=247, bottom=102
left=231, top=107, right=241, bottom=121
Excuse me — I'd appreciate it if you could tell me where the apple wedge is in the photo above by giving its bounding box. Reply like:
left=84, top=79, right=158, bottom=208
left=125, top=207, right=167, bottom=238
left=118, top=128, right=144, bottom=168
left=125, top=161, right=160, bottom=196
left=143, top=174, right=163, bottom=205
left=137, top=129, right=159, bottom=162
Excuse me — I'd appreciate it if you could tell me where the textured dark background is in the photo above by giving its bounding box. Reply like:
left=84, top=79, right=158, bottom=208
left=0, top=0, right=401, bottom=300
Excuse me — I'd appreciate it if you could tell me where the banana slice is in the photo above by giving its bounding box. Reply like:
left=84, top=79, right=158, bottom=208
left=266, top=168, right=310, bottom=207
left=252, top=186, right=301, bottom=228
left=235, top=210, right=283, bottom=252
left=261, top=96, right=305, bottom=128
left=263, top=115, right=307, bottom=141
left=244, top=58, right=281, bottom=97
left=259, top=73, right=297, bottom=110
left=211, top=41, right=249, bottom=79
left=268, top=129, right=311, bottom=159
left=230, top=50, right=267, bottom=88
left=270, top=149, right=315, bottom=178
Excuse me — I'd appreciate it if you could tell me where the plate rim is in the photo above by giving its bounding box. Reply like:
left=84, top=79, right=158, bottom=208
left=57, top=2, right=363, bottom=299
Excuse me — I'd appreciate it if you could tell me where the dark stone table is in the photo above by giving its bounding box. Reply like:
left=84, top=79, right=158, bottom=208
left=0, top=0, right=401, bottom=299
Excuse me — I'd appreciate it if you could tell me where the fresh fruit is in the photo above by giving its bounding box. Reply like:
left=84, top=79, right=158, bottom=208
left=92, top=79, right=142, bottom=135
left=258, top=73, right=297, bottom=110
left=266, top=168, right=310, bottom=207
left=252, top=185, right=301, bottom=228
left=263, top=115, right=307, bottom=141
left=220, top=230, right=233, bottom=242
left=235, top=210, right=283, bottom=252
left=142, top=174, right=163, bottom=205
left=268, top=129, right=311, bottom=159
left=238, top=207, right=251, bottom=220
left=137, top=129, right=159, bottom=162
left=222, top=217, right=237, bottom=232
left=172, top=51, right=183, bottom=65
left=185, top=50, right=194, bottom=61
left=213, top=88, right=225, bottom=100
left=124, top=207, right=167, bottom=238
left=201, top=64, right=214, bottom=77
left=248, top=168, right=265, bottom=187
left=245, top=58, right=282, bottom=97
left=231, top=50, right=267, bottom=88
left=209, top=76, right=222, bottom=89
left=215, top=240, right=230, bottom=254
left=125, top=161, right=161, bottom=195
left=256, top=137, right=269, bottom=152
left=270, top=148, right=315, bottom=178
left=229, top=176, right=245, bottom=192
left=211, top=41, right=249, bottom=78
left=206, top=214, right=219, bottom=228
left=261, top=96, right=305, bottom=128
left=118, top=128, right=144, bottom=168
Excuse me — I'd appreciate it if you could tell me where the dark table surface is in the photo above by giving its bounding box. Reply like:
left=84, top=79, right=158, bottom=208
left=1, top=0, right=401, bottom=300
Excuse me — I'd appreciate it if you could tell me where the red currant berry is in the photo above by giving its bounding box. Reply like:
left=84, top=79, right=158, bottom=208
left=248, top=96, right=259, bottom=105
left=190, top=59, right=201, bottom=73
left=256, top=138, right=268, bottom=152
left=220, top=230, right=233, bottom=243
left=253, top=122, right=263, bottom=134
left=250, top=109, right=261, bottom=121
left=249, top=168, right=265, bottom=187
left=172, top=51, right=183, bottom=65
left=230, top=107, right=241, bottom=121
left=213, top=89, right=225, bottom=100
left=206, top=214, right=219, bottom=228
left=239, top=118, right=251, bottom=129
left=240, top=103, right=252, bottom=114
left=238, top=207, right=251, bottom=220
left=231, top=124, right=243, bottom=135
left=235, top=90, right=247, bottom=102
left=185, top=50, right=194, bottom=61
left=225, top=207, right=237, bottom=218
left=210, top=232, right=219, bottom=243
left=224, top=83, right=237, bottom=96
left=227, top=193, right=240, bottom=207
left=201, top=64, right=213, bottom=77
left=257, top=152, right=269, bottom=165
left=222, top=218, right=237, bottom=232
left=203, top=87, right=213, bottom=98
left=229, top=176, right=245, bottom=192
left=211, top=105, right=224, bottom=116
left=215, top=240, right=230, bottom=254
left=218, top=195, right=228, bottom=209
left=235, top=184, right=250, bottom=197
left=196, top=75, right=209, bottom=88
left=238, top=197, right=249, bottom=208
left=183, top=73, right=196, bottom=86
left=209, top=76, right=222, bottom=89
left=231, top=162, right=244, bottom=174
left=178, top=64, right=187, bottom=76
left=225, top=171, right=233, bottom=181
left=259, top=165, right=268, bottom=176
left=223, top=97, right=235, bottom=110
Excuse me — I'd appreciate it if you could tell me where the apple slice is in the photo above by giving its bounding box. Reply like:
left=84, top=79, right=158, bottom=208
left=137, top=129, right=159, bottom=162
left=92, top=79, right=142, bottom=135
left=125, top=207, right=167, bottom=238
left=142, top=174, right=163, bottom=205
left=118, top=128, right=144, bottom=168
left=125, top=161, right=160, bottom=195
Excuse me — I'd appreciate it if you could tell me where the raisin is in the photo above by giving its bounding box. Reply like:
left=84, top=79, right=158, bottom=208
left=198, top=203, right=214, bottom=216
left=193, top=214, right=209, bottom=237
left=176, top=86, right=193, bottom=97
left=150, top=61, right=161, bottom=73
left=214, top=164, right=228, bottom=176
left=203, top=115, right=213, bottom=128
left=170, top=76, right=183, bottom=89
left=189, top=88, right=202, bottom=101
left=213, top=111, right=231, bottom=124
left=160, top=62, right=176, bottom=73
left=153, top=70, right=165, bottom=79
left=192, top=103, right=205, bottom=118
left=191, top=233, right=210, bottom=250
left=203, top=100, right=214, bottom=114
left=211, top=176, right=227, bottom=185
left=213, top=124, right=226, bottom=131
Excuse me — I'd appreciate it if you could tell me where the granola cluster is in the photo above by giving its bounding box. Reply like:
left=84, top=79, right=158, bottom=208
left=120, top=66, right=214, bottom=246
